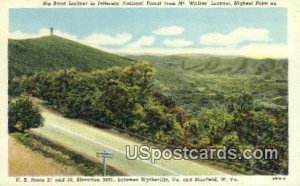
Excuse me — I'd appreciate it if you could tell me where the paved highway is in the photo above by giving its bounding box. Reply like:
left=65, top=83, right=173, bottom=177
left=32, top=107, right=228, bottom=176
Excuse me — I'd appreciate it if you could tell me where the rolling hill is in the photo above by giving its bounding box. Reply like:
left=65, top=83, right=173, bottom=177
left=9, top=36, right=134, bottom=77
left=127, top=55, right=288, bottom=115
left=127, top=55, right=288, bottom=80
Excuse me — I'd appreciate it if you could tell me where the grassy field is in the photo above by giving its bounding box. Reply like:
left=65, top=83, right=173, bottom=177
left=9, top=36, right=133, bottom=77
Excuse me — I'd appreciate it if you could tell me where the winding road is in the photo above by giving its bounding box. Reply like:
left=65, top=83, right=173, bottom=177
left=31, top=106, right=229, bottom=176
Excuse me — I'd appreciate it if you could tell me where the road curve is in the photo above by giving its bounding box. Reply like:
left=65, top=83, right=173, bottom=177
left=32, top=107, right=228, bottom=176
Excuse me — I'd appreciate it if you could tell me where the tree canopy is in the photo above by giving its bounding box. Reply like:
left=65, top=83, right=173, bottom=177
left=9, top=96, right=44, bottom=131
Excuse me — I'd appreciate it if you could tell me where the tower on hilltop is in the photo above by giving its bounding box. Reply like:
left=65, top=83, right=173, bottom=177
left=50, top=27, right=53, bottom=36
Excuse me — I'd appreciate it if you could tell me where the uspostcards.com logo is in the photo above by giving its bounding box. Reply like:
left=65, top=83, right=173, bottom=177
left=126, top=145, right=278, bottom=164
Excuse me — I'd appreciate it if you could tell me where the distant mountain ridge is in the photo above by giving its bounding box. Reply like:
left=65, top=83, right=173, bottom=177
left=127, top=55, right=288, bottom=80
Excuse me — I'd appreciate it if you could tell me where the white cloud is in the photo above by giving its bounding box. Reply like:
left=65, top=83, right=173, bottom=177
left=54, top=30, right=78, bottom=41
left=9, top=28, right=287, bottom=58
left=9, top=29, right=131, bottom=47
left=127, top=36, right=155, bottom=48
left=9, top=28, right=78, bottom=41
left=153, top=26, right=185, bottom=36
left=163, top=39, right=193, bottom=48
left=106, top=43, right=287, bottom=59
left=9, top=31, right=42, bottom=39
left=200, top=27, right=270, bottom=46
left=82, top=33, right=132, bottom=46
left=237, top=43, right=287, bottom=58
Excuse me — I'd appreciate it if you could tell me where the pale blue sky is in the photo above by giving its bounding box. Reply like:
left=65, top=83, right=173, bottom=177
left=9, top=8, right=287, bottom=57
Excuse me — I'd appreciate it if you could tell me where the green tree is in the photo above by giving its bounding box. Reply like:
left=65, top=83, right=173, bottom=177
left=183, top=108, right=234, bottom=148
left=225, top=92, right=253, bottom=113
left=9, top=96, right=44, bottom=131
left=122, top=62, right=156, bottom=105
left=233, top=111, right=276, bottom=146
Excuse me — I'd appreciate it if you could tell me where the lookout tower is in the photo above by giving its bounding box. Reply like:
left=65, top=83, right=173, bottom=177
left=50, top=27, right=53, bottom=36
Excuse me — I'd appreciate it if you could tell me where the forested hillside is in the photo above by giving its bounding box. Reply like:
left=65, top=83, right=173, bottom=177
left=128, top=55, right=287, bottom=80
left=128, top=55, right=288, bottom=116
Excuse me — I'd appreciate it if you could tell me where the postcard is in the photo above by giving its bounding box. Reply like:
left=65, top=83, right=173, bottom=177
left=0, top=0, right=299, bottom=185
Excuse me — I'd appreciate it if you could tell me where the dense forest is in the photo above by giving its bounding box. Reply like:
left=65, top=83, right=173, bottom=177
left=9, top=36, right=288, bottom=174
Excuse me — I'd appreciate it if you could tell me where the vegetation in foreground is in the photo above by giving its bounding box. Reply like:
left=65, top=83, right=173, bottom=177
left=9, top=96, right=44, bottom=132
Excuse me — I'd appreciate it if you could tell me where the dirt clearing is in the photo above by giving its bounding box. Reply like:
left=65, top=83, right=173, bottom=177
left=9, top=136, right=78, bottom=176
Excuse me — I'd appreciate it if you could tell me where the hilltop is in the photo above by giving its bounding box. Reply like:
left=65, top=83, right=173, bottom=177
left=9, top=36, right=134, bottom=77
